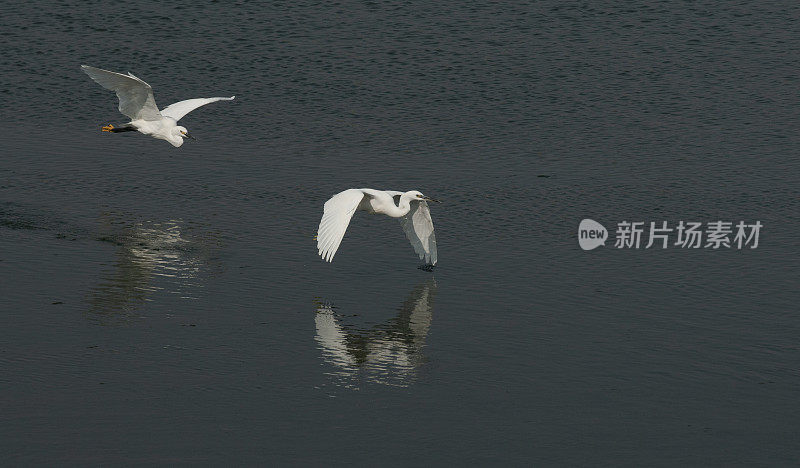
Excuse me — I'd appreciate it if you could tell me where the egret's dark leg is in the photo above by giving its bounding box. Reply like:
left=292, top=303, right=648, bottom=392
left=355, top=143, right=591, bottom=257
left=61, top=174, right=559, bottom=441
left=111, top=126, right=137, bottom=133
left=101, top=124, right=137, bottom=133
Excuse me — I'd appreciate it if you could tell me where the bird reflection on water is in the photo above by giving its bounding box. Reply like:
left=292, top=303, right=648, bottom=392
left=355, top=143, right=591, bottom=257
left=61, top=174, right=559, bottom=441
left=87, top=218, right=218, bottom=322
left=314, top=280, right=437, bottom=389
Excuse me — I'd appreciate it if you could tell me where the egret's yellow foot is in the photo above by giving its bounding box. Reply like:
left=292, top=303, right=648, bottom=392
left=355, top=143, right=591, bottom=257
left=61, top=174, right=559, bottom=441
left=101, top=124, right=114, bottom=132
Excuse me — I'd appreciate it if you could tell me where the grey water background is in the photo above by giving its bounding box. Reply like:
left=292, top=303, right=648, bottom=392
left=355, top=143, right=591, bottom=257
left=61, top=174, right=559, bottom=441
left=1, top=0, right=798, bottom=465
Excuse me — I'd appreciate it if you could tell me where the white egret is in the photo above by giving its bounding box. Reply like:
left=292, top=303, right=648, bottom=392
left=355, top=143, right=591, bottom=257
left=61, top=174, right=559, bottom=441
left=317, top=189, right=439, bottom=267
left=81, top=65, right=234, bottom=147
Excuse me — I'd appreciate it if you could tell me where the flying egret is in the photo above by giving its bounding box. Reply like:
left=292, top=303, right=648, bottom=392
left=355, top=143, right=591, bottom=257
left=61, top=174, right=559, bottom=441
left=81, top=65, right=234, bottom=147
left=317, top=189, right=439, bottom=267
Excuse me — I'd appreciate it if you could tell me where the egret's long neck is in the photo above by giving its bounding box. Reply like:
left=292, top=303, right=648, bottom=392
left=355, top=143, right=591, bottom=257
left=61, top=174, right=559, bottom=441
left=386, top=195, right=413, bottom=218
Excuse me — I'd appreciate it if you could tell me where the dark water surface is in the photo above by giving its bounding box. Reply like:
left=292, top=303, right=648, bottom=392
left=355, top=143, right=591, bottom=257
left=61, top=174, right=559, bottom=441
left=2, top=1, right=799, bottom=465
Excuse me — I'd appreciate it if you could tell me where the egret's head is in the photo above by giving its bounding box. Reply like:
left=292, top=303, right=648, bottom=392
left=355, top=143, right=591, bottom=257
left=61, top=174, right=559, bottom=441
left=176, top=126, right=195, bottom=141
left=408, top=190, right=440, bottom=203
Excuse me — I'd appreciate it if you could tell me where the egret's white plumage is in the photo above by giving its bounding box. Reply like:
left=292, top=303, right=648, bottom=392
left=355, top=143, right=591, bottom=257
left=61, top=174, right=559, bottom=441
left=317, top=189, right=439, bottom=265
left=81, top=65, right=234, bottom=147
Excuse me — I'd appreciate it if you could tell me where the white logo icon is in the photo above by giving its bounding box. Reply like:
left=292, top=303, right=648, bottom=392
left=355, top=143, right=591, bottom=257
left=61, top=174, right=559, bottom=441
left=578, top=219, right=608, bottom=250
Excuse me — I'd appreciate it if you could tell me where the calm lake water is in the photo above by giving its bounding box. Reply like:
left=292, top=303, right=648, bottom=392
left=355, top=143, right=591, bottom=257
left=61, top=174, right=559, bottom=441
left=1, top=1, right=799, bottom=465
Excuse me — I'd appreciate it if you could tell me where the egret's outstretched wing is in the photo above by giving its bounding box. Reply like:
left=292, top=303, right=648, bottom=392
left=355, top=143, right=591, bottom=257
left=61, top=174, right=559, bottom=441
left=317, top=189, right=365, bottom=262
left=160, top=96, right=235, bottom=121
left=81, top=65, right=161, bottom=121
left=399, top=201, right=438, bottom=265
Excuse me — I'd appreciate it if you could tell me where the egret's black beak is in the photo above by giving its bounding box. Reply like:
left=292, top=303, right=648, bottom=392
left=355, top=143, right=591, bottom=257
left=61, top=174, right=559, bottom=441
left=185, top=132, right=196, bottom=140
left=423, top=196, right=441, bottom=203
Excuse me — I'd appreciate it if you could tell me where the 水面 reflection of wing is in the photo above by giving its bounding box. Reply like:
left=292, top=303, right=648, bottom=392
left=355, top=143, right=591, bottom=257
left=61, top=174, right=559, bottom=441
left=314, top=280, right=437, bottom=388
